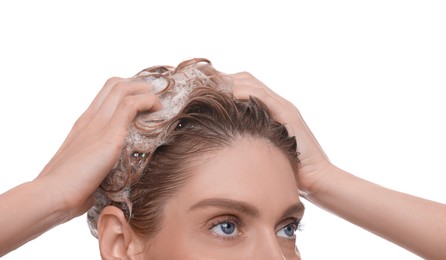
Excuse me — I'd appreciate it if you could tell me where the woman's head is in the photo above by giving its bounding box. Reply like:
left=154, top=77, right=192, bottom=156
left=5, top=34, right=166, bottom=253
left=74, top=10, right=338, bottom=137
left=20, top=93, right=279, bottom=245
left=88, top=59, right=303, bottom=259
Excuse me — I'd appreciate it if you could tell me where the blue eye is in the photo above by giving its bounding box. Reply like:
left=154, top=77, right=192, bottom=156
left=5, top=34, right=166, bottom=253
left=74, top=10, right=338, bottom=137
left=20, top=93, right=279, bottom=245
left=277, top=223, right=297, bottom=239
left=210, top=221, right=239, bottom=238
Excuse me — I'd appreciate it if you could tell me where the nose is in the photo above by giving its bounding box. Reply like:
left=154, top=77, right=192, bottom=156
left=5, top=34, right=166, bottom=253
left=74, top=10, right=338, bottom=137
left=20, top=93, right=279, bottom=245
left=252, top=231, right=286, bottom=260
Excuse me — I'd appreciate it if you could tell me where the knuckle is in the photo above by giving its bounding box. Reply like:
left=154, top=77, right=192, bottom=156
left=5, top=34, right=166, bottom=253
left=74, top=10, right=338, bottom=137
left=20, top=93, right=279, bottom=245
left=122, top=96, right=137, bottom=109
left=238, top=71, right=253, bottom=78
left=110, top=81, right=129, bottom=96
left=72, top=117, right=84, bottom=131
left=250, top=87, right=268, bottom=98
left=104, top=76, right=123, bottom=87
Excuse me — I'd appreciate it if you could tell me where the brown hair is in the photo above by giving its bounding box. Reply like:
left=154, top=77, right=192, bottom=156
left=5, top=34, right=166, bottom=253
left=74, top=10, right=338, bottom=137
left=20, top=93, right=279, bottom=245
left=87, top=59, right=299, bottom=238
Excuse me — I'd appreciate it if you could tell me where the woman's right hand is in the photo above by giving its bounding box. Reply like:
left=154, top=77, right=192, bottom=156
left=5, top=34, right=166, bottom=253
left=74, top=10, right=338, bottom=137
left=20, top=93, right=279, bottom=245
left=36, top=77, right=162, bottom=219
left=0, top=77, right=163, bottom=256
left=230, top=72, right=335, bottom=195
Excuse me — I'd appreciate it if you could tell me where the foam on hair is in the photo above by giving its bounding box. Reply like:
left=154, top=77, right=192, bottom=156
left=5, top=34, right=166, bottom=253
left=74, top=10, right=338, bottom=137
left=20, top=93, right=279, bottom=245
left=87, top=58, right=231, bottom=237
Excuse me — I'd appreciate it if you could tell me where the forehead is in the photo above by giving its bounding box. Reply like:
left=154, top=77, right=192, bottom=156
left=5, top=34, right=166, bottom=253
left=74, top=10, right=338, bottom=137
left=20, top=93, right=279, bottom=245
left=182, top=137, right=300, bottom=213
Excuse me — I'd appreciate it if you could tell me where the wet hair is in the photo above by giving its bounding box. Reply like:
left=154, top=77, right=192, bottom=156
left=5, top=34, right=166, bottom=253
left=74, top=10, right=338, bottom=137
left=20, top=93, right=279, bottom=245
left=87, top=58, right=299, bottom=238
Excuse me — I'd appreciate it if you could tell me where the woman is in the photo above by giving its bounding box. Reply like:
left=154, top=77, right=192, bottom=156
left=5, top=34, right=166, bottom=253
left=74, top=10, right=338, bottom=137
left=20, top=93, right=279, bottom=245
left=0, top=59, right=445, bottom=259
left=86, top=59, right=303, bottom=259
left=1, top=59, right=304, bottom=259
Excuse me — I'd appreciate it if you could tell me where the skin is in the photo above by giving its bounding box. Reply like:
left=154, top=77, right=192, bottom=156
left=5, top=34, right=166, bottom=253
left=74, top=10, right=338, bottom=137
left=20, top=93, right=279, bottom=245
left=0, top=77, right=162, bottom=256
left=231, top=72, right=446, bottom=259
left=1, top=68, right=446, bottom=259
left=97, top=137, right=304, bottom=259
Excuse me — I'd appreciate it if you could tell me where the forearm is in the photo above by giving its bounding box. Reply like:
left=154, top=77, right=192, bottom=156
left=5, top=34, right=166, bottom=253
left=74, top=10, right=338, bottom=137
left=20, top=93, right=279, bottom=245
left=306, top=166, right=446, bottom=260
left=0, top=179, right=69, bottom=257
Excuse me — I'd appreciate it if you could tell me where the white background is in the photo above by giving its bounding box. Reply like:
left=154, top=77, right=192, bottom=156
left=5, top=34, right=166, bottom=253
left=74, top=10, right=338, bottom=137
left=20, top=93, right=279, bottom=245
left=1, top=1, right=445, bottom=259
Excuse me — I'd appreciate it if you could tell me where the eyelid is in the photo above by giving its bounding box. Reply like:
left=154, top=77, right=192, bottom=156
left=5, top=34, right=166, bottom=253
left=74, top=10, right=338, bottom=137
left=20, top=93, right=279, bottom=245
left=277, top=217, right=303, bottom=232
left=208, top=215, right=245, bottom=229
left=275, top=218, right=303, bottom=241
left=207, top=215, right=245, bottom=240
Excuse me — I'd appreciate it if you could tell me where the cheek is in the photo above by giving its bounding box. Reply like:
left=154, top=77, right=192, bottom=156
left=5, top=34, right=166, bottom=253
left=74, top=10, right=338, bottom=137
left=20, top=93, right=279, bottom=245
left=141, top=220, right=191, bottom=259
left=282, top=243, right=301, bottom=260
left=141, top=213, right=222, bottom=259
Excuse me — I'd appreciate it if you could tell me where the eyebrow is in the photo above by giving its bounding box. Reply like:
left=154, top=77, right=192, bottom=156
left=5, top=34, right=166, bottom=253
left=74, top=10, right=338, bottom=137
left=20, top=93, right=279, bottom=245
left=279, top=202, right=305, bottom=221
left=188, top=198, right=305, bottom=219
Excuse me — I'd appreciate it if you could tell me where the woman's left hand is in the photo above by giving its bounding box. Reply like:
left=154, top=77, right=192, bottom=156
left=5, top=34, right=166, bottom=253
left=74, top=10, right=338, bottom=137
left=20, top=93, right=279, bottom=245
left=229, top=72, right=334, bottom=195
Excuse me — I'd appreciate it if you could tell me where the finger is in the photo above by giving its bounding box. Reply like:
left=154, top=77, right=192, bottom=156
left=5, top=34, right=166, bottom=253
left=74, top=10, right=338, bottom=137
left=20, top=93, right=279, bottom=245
left=42, top=93, right=162, bottom=177
left=230, top=74, right=300, bottom=136
left=51, top=77, right=126, bottom=156
left=72, top=77, right=125, bottom=133
left=231, top=72, right=295, bottom=111
left=233, top=83, right=290, bottom=113
left=42, top=79, right=153, bottom=175
left=104, top=93, right=162, bottom=141
left=85, top=77, right=125, bottom=116
left=67, top=79, right=153, bottom=145
left=90, top=79, right=154, bottom=128
left=230, top=73, right=286, bottom=104
left=230, top=72, right=274, bottom=92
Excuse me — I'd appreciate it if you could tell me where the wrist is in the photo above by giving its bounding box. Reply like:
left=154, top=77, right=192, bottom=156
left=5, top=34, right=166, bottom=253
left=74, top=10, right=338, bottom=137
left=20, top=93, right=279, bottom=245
left=31, top=177, right=72, bottom=224
left=299, top=163, right=346, bottom=203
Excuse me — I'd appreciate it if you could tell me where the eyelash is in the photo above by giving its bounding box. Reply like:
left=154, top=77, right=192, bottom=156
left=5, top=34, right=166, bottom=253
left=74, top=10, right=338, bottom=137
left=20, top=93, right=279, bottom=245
left=208, top=215, right=244, bottom=241
left=280, top=218, right=304, bottom=240
left=288, top=218, right=304, bottom=232
left=207, top=216, right=304, bottom=241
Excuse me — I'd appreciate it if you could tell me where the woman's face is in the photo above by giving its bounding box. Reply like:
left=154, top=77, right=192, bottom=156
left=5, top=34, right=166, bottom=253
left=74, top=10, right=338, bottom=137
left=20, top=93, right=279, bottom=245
left=142, top=137, right=304, bottom=259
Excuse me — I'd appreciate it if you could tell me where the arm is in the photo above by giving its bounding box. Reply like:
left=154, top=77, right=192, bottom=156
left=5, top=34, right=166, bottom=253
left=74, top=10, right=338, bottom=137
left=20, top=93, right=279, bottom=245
left=0, top=77, right=161, bottom=256
left=309, top=166, right=446, bottom=260
left=231, top=72, right=446, bottom=260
